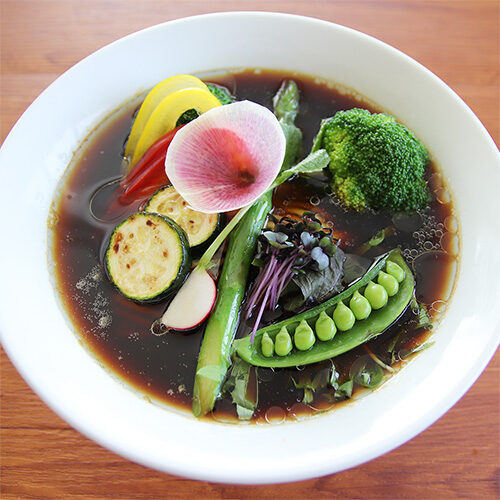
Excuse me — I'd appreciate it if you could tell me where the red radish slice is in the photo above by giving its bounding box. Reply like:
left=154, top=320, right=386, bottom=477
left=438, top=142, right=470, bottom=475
left=161, top=267, right=217, bottom=331
left=165, top=100, right=286, bottom=213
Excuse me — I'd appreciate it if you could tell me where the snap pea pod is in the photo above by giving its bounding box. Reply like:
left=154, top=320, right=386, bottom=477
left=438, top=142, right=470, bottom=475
left=192, top=194, right=272, bottom=417
left=234, top=250, right=414, bottom=368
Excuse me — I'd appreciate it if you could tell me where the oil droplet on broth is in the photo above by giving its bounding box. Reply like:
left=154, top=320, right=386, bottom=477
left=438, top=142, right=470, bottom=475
left=265, top=406, right=286, bottom=424
left=436, top=188, right=451, bottom=205
left=429, top=172, right=444, bottom=192
left=211, top=399, right=238, bottom=424
left=444, top=215, right=458, bottom=233
left=440, top=232, right=460, bottom=256
left=431, top=300, right=447, bottom=313
left=307, top=394, right=335, bottom=412
left=310, top=195, right=321, bottom=206
left=288, top=402, right=311, bottom=420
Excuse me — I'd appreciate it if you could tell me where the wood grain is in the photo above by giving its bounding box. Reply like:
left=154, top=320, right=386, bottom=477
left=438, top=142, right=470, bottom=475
left=1, top=1, right=499, bottom=498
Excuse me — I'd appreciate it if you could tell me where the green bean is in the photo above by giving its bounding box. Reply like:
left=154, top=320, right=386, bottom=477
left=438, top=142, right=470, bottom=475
left=261, top=332, right=274, bottom=357
left=294, top=320, right=316, bottom=351
left=234, top=250, right=415, bottom=368
left=386, top=260, right=405, bottom=283
left=377, top=271, right=399, bottom=296
left=333, top=301, right=356, bottom=331
left=275, top=326, right=293, bottom=356
left=349, top=290, right=372, bottom=320
left=315, top=311, right=336, bottom=341
left=364, top=281, right=389, bottom=310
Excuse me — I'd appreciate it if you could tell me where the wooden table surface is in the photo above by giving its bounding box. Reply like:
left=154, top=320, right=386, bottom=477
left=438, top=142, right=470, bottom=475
left=1, top=1, right=499, bottom=498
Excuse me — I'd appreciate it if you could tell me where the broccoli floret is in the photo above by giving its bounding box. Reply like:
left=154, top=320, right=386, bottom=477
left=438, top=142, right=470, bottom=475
left=313, top=108, right=430, bottom=212
left=205, top=82, right=235, bottom=105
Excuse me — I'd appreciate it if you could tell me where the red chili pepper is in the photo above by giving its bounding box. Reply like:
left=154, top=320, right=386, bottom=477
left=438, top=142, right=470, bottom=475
left=117, top=125, right=183, bottom=204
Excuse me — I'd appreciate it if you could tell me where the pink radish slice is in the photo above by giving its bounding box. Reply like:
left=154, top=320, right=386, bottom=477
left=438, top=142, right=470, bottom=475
left=161, top=268, right=217, bottom=331
left=165, top=100, right=286, bottom=213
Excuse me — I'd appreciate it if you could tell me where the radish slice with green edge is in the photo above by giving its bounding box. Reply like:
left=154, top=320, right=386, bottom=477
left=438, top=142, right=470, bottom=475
left=160, top=267, right=217, bottom=331
left=165, top=100, right=286, bottom=213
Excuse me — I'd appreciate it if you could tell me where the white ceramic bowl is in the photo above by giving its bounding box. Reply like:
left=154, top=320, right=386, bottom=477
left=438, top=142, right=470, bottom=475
left=1, top=12, right=499, bottom=484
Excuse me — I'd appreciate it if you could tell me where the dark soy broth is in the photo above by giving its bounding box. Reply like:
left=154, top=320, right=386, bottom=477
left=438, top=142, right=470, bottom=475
left=50, top=70, right=459, bottom=422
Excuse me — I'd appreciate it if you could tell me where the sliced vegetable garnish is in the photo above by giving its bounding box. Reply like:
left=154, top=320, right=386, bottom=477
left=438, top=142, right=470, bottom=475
left=165, top=100, right=286, bottom=213
left=117, top=126, right=182, bottom=205
left=124, top=75, right=214, bottom=167
left=131, top=88, right=221, bottom=168
left=145, top=186, right=221, bottom=248
left=160, top=267, right=217, bottom=331
left=105, top=212, right=191, bottom=302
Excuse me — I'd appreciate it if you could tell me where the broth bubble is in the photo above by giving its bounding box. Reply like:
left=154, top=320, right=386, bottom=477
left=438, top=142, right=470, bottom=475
left=265, top=406, right=286, bottom=424
left=151, top=319, right=167, bottom=336
left=288, top=402, right=311, bottom=420
left=440, top=232, right=459, bottom=256
left=436, top=188, right=451, bottom=205
left=431, top=300, right=447, bottom=313
left=444, top=215, right=458, bottom=233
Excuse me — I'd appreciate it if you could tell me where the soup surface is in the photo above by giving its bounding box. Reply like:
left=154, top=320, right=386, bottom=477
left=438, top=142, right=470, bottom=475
left=50, top=70, right=459, bottom=423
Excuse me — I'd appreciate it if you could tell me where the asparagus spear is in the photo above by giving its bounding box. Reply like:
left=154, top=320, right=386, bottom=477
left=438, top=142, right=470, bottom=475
left=192, top=194, right=272, bottom=416
left=192, top=81, right=306, bottom=417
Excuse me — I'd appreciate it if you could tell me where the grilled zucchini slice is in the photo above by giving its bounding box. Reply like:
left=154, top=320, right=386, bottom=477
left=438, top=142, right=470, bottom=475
left=145, top=186, right=221, bottom=249
left=105, top=212, right=191, bottom=302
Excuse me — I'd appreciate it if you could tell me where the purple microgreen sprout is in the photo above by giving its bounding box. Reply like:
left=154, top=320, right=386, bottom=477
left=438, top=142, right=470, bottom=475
left=245, top=212, right=342, bottom=342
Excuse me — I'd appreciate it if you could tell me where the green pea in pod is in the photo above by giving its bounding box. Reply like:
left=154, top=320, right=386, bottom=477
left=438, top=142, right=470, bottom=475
left=364, top=281, right=388, bottom=310
left=386, top=260, right=405, bottom=283
left=315, top=311, right=337, bottom=341
left=261, top=332, right=274, bottom=357
left=377, top=270, right=399, bottom=296
left=333, top=301, right=356, bottom=331
left=274, top=325, right=293, bottom=356
left=294, top=319, right=316, bottom=351
left=349, top=290, right=372, bottom=320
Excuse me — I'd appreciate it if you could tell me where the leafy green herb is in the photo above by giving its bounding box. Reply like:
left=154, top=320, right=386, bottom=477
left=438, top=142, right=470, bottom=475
left=398, top=341, right=434, bottom=360
left=291, top=242, right=345, bottom=306
left=271, top=150, right=330, bottom=188
left=292, top=361, right=335, bottom=404
left=273, top=80, right=300, bottom=124
left=349, top=356, right=384, bottom=389
left=272, top=80, right=303, bottom=172
left=355, top=225, right=396, bottom=255
left=221, top=356, right=258, bottom=420
left=335, top=379, right=354, bottom=399
left=413, top=299, right=433, bottom=330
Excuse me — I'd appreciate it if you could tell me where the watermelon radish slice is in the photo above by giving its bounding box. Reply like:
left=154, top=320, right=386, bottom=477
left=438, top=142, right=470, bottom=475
left=161, top=267, right=217, bottom=331
left=165, top=100, right=286, bottom=213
